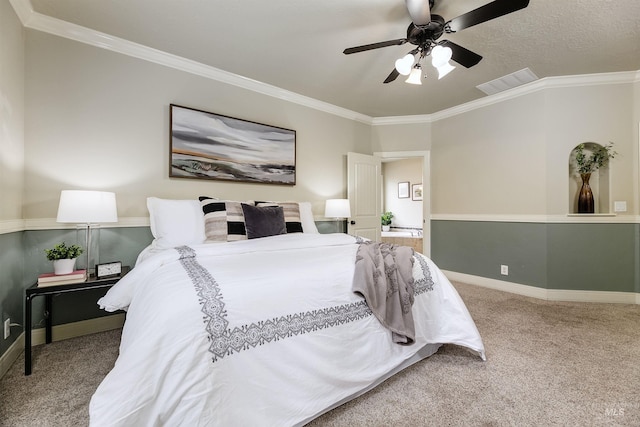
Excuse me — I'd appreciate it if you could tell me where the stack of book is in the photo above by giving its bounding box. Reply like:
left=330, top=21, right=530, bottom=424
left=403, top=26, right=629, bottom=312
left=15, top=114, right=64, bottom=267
left=37, top=269, right=87, bottom=287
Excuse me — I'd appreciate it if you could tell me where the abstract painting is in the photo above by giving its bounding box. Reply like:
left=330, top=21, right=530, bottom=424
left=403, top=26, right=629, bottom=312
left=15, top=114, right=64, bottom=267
left=170, top=104, right=296, bottom=185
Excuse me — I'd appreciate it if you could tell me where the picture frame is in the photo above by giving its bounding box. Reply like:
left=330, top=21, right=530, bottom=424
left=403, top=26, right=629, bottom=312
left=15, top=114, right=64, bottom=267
left=412, top=183, right=423, bottom=201
left=398, top=181, right=410, bottom=199
left=169, top=104, right=296, bottom=185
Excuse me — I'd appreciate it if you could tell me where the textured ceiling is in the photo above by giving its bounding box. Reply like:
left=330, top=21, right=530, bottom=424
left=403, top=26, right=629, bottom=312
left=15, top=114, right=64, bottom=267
left=28, top=0, right=640, bottom=117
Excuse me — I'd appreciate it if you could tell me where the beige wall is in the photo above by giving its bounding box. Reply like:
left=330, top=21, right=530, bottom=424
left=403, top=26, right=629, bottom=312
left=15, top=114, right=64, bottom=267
left=431, top=92, right=547, bottom=215
left=428, top=82, right=639, bottom=217
left=544, top=84, right=637, bottom=215
left=0, top=1, right=25, bottom=221
left=371, top=122, right=431, bottom=153
left=24, top=31, right=371, bottom=220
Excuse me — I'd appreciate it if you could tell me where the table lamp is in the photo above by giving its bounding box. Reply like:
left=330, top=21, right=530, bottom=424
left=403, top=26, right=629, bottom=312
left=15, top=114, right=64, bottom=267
left=56, top=190, right=118, bottom=272
left=324, top=199, right=351, bottom=233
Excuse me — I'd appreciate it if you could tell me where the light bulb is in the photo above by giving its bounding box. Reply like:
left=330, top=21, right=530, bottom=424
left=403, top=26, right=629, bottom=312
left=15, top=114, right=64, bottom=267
left=395, top=54, right=415, bottom=76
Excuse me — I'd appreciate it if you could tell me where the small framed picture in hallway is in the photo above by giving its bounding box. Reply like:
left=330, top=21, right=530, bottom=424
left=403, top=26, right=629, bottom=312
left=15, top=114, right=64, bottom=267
left=412, top=183, right=423, bottom=201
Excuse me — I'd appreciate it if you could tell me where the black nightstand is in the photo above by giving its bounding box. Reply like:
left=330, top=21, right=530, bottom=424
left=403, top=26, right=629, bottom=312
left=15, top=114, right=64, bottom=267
left=24, top=267, right=130, bottom=375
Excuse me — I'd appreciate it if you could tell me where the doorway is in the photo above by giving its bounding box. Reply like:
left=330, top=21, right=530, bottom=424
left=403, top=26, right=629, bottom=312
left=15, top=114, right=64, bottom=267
left=374, top=151, right=430, bottom=257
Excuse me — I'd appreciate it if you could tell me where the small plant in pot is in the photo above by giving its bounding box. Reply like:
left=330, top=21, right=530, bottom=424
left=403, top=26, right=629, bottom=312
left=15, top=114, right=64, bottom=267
left=45, top=242, right=83, bottom=275
left=381, top=211, right=394, bottom=232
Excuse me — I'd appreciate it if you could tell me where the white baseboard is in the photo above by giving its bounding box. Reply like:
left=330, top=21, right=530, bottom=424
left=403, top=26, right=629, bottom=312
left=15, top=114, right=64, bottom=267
left=0, top=333, right=25, bottom=380
left=30, top=313, right=125, bottom=345
left=0, top=314, right=125, bottom=380
left=443, top=270, right=639, bottom=305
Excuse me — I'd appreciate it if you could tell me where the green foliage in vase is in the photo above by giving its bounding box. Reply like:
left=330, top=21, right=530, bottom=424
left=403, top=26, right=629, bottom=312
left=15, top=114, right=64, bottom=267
left=381, top=211, right=394, bottom=226
left=574, top=142, right=617, bottom=175
left=45, top=242, right=83, bottom=261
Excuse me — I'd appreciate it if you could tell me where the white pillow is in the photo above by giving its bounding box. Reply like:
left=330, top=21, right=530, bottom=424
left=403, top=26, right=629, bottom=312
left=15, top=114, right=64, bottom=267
left=147, top=197, right=206, bottom=249
left=298, top=202, right=319, bottom=233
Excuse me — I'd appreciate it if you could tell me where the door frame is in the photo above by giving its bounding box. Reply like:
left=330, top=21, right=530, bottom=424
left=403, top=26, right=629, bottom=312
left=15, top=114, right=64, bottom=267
left=374, top=150, right=431, bottom=258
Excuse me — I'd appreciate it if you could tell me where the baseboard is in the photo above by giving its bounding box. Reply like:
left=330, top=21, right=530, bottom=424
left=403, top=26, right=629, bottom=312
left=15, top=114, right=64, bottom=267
left=443, top=270, right=639, bottom=304
left=0, top=333, right=25, bottom=380
left=0, top=314, right=125, bottom=380
left=31, top=313, right=126, bottom=345
left=443, top=271, right=548, bottom=300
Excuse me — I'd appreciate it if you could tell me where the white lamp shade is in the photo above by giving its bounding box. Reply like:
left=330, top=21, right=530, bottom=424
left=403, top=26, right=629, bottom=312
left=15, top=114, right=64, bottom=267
left=405, top=66, right=423, bottom=85
left=436, top=62, right=456, bottom=79
left=324, top=199, right=351, bottom=218
left=56, top=190, right=118, bottom=223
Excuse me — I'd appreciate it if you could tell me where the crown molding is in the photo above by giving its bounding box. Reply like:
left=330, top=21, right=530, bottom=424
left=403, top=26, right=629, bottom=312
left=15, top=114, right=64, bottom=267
left=10, top=0, right=640, bottom=127
left=374, top=70, right=640, bottom=125
left=10, top=0, right=373, bottom=125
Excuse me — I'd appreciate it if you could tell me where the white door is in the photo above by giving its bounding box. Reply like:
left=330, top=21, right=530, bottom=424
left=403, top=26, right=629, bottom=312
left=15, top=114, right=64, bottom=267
left=347, top=152, right=381, bottom=241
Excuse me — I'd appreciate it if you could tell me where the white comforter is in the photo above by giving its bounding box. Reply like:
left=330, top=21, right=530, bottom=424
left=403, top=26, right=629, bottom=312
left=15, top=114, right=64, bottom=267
left=90, top=233, right=485, bottom=426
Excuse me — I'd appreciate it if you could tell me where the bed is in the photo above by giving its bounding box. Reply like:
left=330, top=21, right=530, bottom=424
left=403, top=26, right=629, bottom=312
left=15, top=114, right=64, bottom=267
left=89, top=198, right=485, bottom=426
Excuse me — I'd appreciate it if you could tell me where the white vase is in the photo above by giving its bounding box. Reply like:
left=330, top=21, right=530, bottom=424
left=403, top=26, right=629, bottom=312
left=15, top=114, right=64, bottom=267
left=53, top=258, right=76, bottom=275
left=382, top=225, right=390, bottom=232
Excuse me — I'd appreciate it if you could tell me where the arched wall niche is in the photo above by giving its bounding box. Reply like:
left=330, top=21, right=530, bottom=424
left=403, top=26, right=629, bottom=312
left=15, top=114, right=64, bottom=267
left=568, top=142, right=611, bottom=214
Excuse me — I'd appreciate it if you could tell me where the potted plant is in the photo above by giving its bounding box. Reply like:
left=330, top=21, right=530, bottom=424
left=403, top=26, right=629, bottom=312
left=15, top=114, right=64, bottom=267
left=573, top=142, right=616, bottom=213
left=45, top=242, right=83, bottom=275
left=381, top=211, right=394, bottom=232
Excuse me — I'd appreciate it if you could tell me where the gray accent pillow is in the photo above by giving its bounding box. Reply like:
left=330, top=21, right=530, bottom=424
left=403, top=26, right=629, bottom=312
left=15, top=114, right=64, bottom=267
left=241, top=203, right=287, bottom=239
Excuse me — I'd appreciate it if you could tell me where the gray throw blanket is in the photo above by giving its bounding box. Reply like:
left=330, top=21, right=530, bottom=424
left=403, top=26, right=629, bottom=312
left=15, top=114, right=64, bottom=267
left=352, top=241, right=416, bottom=345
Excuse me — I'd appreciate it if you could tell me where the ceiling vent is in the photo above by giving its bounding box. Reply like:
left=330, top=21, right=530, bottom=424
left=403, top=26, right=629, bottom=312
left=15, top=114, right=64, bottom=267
left=476, top=68, right=538, bottom=96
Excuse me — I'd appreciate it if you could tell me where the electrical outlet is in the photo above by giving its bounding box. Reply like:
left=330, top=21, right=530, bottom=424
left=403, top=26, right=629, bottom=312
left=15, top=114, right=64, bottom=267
left=500, top=265, right=509, bottom=276
left=3, top=318, right=10, bottom=340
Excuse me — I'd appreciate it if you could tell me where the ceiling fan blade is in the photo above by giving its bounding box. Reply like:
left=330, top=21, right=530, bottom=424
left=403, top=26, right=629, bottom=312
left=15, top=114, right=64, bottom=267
left=383, top=69, right=400, bottom=84
left=343, top=39, right=407, bottom=55
left=405, top=0, right=431, bottom=26
left=447, top=0, right=529, bottom=33
left=440, top=40, right=482, bottom=68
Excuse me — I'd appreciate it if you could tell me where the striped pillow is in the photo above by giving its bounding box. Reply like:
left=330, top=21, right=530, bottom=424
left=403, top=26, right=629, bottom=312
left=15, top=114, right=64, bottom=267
left=256, top=201, right=303, bottom=234
left=199, top=197, right=248, bottom=242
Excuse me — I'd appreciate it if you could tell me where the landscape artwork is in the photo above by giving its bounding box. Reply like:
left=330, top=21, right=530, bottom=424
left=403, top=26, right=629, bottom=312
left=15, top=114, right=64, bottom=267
left=170, top=104, right=296, bottom=185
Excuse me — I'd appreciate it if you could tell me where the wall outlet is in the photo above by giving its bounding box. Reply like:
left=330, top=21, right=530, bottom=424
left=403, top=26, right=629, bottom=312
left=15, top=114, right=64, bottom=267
left=500, top=265, right=509, bottom=276
left=3, top=318, right=10, bottom=340
left=614, top=201, right=627, bottom=212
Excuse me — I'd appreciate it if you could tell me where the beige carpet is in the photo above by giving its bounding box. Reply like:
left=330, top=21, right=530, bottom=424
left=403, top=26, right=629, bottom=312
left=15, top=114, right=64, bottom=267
left=1, top=282, right=639, bottom=426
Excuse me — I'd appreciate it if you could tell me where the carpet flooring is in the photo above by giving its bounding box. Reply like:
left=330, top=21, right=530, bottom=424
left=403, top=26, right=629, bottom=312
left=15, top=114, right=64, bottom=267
left=1, top=282, right=638, bottom=426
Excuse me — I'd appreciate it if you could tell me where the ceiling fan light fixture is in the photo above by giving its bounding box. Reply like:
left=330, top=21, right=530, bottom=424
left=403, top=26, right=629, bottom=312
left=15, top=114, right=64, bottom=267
left=436, top=62, right=456, bottom=79
left=405, top=64, right=423, bottom=85
left=431, top=45, right=452, bottom=66
left=395, top=54, right=415, bottom=76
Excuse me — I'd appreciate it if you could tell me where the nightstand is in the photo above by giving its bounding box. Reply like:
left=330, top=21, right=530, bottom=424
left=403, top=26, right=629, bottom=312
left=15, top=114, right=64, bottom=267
left=24, top=267, right=130, bottom=375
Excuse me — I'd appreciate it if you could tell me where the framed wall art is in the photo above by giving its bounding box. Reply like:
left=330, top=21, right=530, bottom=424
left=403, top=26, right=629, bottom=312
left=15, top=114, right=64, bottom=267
left=170, top=104, right=296, bottom=185
left=398, top=181, right=410, bottom=198
left=412, top=183, right=423, bottom=201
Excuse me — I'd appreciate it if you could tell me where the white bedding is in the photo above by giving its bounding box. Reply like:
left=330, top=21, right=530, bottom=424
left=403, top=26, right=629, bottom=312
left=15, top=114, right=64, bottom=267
left=90, top=233, right=485, bottom=426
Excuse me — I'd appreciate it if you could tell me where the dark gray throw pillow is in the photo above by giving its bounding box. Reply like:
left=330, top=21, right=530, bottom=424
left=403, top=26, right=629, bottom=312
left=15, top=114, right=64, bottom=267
left=241, top=203, right=287, bottom=239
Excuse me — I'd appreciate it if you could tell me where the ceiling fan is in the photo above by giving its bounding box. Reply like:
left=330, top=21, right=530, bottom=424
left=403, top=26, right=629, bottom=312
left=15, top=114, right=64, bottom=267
left=343, top=0, right=530, bottom=84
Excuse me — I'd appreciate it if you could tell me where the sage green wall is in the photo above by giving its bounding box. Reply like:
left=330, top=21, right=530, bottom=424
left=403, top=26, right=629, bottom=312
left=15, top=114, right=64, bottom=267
left=432, top=221, right=638, bottom=293
left=0, top=233, right=26, bottom=357
left=432, top=221, right=548, bottom=287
